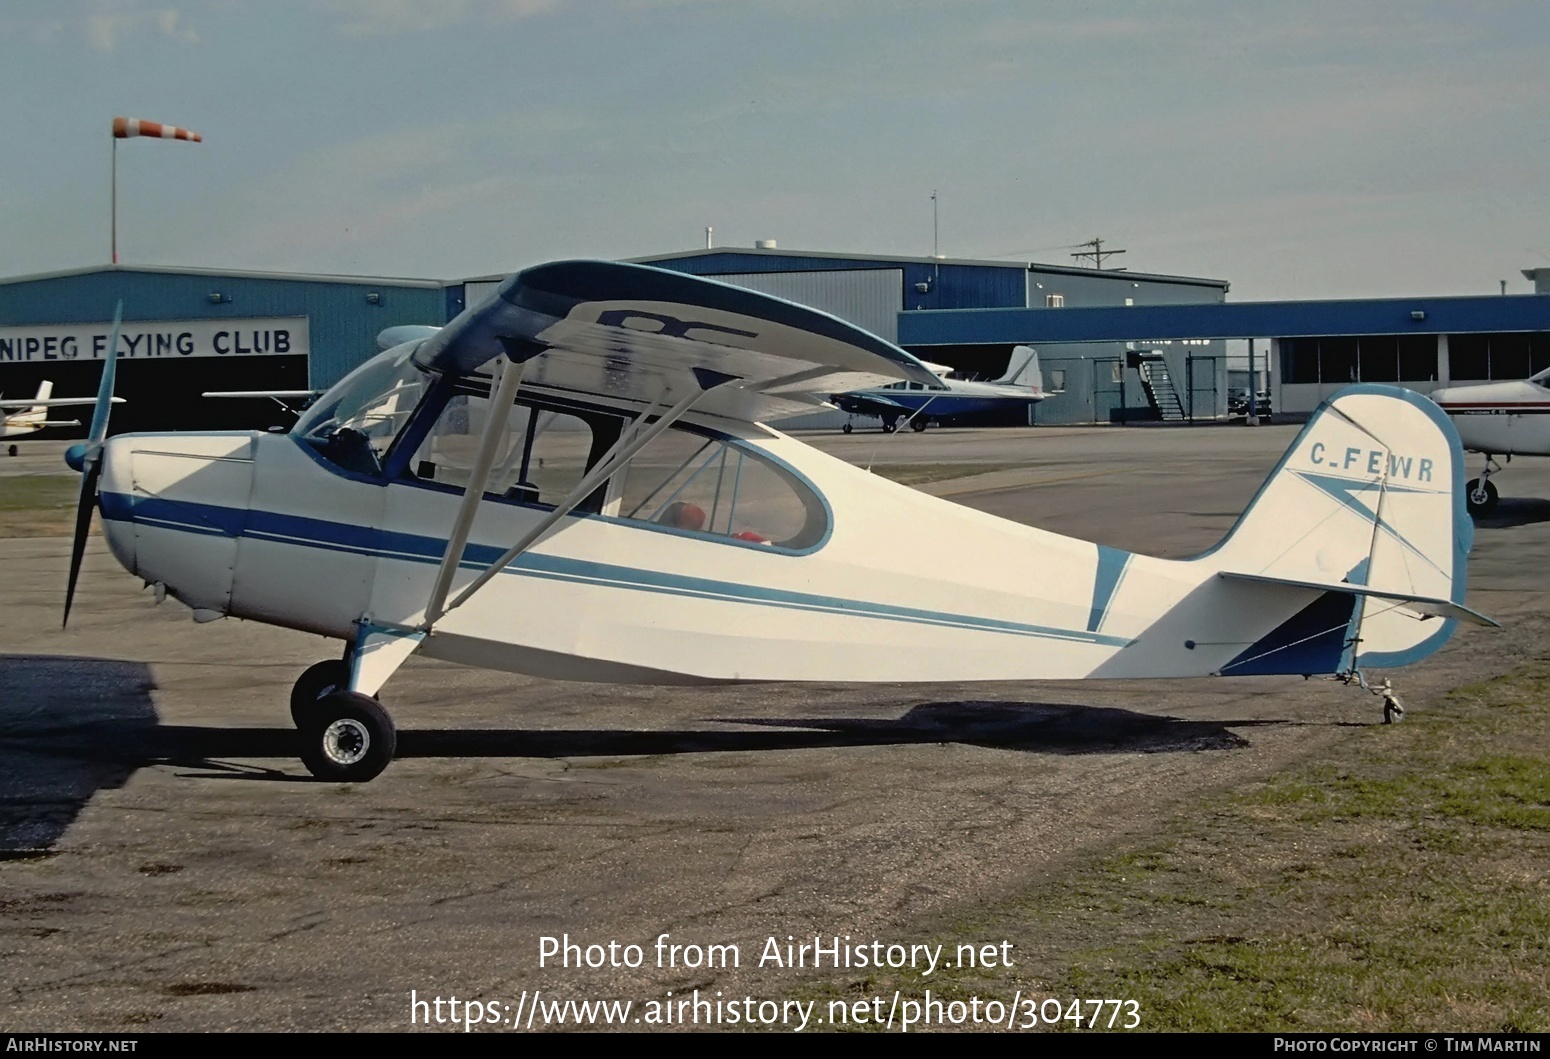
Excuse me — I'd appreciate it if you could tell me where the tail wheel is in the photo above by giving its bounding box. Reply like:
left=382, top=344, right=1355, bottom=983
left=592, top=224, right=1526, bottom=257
left=299, top=691, right=396, bottom=783
left=1466, top=478, right=1498, bottom=516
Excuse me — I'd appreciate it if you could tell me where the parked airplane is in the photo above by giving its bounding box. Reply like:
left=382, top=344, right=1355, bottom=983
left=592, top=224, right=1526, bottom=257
left=1430, top=369, right=1550, bottom=514
left=831, top=345, right=1053, bottom=432
left=63, top=263, right=1491, bottom=781
left=0, top=381, right=123, bottom=439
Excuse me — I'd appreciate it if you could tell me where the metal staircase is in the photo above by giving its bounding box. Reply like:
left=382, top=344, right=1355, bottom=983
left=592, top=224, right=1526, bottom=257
left=1131, top=352, right=1188, bottom=422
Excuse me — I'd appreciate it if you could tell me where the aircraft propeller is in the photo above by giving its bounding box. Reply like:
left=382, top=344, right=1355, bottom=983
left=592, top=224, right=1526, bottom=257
left=62, top=301, right=122, bottom=628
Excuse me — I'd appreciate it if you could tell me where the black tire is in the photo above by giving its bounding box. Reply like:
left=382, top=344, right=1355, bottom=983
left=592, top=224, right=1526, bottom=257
left=910, top=417, right=928, bottom=432
left=1466, top=478, right=1498, bottom=516
left=841, top=422, right=853, bottom=434
left=299, top=691, right=396, bottom=783
left=881, top=419, right=897, bottom=433
left=290, top=659, right=349, bottom=729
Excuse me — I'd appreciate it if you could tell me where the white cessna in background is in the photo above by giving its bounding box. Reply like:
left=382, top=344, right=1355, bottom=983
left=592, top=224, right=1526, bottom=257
left=1, top=381, right=122, bottom=440
left=1430, top=368, right=1550, bottom=514
left=61, top=263, right=1492, bottom=782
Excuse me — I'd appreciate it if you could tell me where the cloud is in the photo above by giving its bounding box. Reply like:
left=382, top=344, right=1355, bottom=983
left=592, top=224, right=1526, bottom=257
left=83, top=5, right=200, bottom=52
left=328, top=0, right=561, bottom=37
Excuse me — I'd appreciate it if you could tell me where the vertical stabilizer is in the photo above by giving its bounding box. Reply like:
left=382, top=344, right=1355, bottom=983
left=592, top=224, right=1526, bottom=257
left=1205, top=385, right=1471, bottom=670
left=995, top=346, right=1043, bottom=391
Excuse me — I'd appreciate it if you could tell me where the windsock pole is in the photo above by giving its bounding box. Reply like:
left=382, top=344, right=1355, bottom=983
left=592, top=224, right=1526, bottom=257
left=110, top=117, right=203, bottom=265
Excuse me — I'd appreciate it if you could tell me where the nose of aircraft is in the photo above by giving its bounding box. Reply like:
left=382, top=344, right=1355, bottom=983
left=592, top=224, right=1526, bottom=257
left=91, top=433, right=257, bottom=616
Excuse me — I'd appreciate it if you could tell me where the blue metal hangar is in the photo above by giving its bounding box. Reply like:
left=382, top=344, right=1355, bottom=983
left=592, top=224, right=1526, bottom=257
left=639, top=247, right=1550, bottom=426
left=635, top=247, right=1232, bottom=426
left=0, top=265, right=449, bottom=433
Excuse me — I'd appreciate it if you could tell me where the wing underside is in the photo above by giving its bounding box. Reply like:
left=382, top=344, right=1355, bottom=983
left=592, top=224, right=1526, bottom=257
left=412, top=260, right=941, bottom=423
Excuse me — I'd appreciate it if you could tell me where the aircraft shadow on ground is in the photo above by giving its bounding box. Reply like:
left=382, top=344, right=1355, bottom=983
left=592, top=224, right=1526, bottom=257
left=0, top=654, right=159, bottom=856
left=4, top=667, right=1275, bottom=808
left=1473, top=497, right=1550, bottom=529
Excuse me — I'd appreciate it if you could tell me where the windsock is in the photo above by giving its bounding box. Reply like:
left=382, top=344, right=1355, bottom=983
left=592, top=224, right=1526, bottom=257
left=112, top=117, right=202, bottom=142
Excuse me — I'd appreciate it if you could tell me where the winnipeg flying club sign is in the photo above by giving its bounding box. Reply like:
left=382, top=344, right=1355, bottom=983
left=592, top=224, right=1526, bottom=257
left=0, top=317, right=310, bottom=364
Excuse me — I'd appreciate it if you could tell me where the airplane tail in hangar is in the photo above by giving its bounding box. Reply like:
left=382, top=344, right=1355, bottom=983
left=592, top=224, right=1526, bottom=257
left=1200, top=385, right=1491, bottom=677
left=992, top=345, right=1043, bottom=389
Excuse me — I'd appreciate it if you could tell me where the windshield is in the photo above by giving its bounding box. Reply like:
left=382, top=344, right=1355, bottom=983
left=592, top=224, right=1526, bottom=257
left=293, top=347, right=431, bottom=475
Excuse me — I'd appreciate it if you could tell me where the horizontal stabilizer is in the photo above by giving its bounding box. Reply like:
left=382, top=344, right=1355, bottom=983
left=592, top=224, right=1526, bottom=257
left=1218, top=571, right=1498, bottom=627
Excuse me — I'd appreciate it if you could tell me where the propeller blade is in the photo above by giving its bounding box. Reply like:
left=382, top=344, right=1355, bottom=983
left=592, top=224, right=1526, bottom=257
left=63, top=301, right=124, bottom=626
left=63, top=457, right=102, bottom=629
left=87, top=301, right=123, bottom=445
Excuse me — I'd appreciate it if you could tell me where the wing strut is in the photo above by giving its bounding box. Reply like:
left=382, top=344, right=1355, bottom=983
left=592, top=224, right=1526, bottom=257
left=424, top=355, right=528, bottom=624
left=420, top=369, right=735, bottom=630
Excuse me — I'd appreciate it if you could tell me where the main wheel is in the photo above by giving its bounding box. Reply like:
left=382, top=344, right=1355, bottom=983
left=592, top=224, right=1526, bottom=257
left=299, top=691, right=396, bottom=782
left=910, top=417, right=928, bottom=432
left=290, top=659, right=349, bottom=729
left=1466, top=477, right=1498, bottom=516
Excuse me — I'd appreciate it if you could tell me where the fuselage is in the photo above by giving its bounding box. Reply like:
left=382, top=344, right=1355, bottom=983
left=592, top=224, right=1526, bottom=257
left=1431, top=378, right=1550, bottom=456
left=833, top=378, right=1046, bottom=420
left=88, top=356, right=1462, bottom=686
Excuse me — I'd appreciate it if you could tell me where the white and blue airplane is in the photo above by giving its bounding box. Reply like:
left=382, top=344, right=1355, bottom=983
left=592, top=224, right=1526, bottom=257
left=62, top=262, right=1492, bottom=781
left=831, top=345, right=1052, bottom=432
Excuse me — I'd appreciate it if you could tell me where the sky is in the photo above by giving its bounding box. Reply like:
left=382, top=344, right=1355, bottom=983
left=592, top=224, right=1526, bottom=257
left=3, top=0, right=1547, bottom=302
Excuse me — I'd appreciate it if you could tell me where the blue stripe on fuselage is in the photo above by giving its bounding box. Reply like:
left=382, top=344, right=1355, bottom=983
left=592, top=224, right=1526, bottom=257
left=100, top=491, right=1133, bottom=649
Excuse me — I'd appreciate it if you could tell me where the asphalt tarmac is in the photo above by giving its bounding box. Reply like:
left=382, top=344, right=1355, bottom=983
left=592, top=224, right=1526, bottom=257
left=2, top=424, right=1546, bottom=1031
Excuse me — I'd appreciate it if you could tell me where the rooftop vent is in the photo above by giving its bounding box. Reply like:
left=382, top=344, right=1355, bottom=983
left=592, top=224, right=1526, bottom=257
left=755, top=239, right=777, bottom=250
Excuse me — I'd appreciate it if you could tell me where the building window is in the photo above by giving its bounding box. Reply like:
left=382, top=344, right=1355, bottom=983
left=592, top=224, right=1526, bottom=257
left=1398, top=335, right=1437, bottom=381
left=1045, top=293, right=1064, bottom=308
left=1445, top=333, right=1550, bottom=380
left=1281, top=338, right=1319, bottom=384
left=1357, top=336, right=1399, bottom=383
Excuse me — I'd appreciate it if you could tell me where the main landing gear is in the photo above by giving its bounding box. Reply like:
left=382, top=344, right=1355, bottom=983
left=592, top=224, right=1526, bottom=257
left=291, top=659, right=397, bottom=782
left=1466, top=454, right=1503, bottom=516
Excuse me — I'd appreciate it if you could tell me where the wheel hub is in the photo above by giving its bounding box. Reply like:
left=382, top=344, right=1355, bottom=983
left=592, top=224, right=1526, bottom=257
left=322, top=718, right=370, bottom=765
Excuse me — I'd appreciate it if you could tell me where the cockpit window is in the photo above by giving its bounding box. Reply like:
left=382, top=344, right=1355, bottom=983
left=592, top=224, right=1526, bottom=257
left=1530, top=367, right=1550, bottom=389
left=617, top=427, right=826, bottom=549
left=409, top=393, right=608, bottom=509
left=294, top=347, right=429, bottom=475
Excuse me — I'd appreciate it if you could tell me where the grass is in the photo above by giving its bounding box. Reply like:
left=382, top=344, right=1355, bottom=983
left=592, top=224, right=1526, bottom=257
left=799, top=663, right=1550, bottom=1032
left=0, top=474, right=84, bottom=537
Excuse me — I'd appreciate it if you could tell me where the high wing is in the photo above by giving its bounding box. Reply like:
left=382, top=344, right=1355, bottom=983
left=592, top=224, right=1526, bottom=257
left=0, top=397, right=124, bottom=409
left=411, top=260, right=941, bottom=422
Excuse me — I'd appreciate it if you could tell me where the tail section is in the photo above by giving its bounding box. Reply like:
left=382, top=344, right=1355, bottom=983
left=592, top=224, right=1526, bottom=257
left=994, top=345, right=1043, bottom=390
left=1205, top=385, right=1475, bottom=673
left=9, top=381, right=54, bottom=431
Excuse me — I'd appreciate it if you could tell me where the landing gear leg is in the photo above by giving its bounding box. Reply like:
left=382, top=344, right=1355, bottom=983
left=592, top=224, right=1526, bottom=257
left=291, top=622, right=424, bottom=781
left=1466, top=455, right=1501, bottom=516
